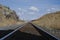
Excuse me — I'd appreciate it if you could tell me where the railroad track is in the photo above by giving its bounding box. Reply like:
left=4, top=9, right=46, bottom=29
left=0, top=22, right=59, bottom=40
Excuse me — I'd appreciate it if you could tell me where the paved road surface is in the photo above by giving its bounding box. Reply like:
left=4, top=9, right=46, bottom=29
left=0, top=22, right=59, bottom=40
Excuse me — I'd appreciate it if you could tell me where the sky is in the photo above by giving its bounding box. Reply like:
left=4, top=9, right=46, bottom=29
left=0, top=0, right=60, bottom=20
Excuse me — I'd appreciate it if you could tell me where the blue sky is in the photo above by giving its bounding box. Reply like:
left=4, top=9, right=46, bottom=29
left=0, top=0, right=60, bottom=20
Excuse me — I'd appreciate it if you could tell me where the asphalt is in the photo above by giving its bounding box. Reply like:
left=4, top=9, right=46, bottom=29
left=0, top=30, right=46, bottom=40
left=0, top=22, right=59, bottom=40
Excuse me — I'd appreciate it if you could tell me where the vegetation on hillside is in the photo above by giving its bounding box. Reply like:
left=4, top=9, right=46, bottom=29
left=32, top=11, right=60, bottom=30
left=0, top=4, right=24, bottom=26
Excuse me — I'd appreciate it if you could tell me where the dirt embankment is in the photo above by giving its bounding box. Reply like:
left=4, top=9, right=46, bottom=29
left=32, top=11, right=60, bottom=30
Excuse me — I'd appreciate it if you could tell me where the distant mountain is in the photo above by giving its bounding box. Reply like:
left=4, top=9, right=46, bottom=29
left=32, top=11, right=60, bottom=30
left=0, top=4, right=24, bottom=26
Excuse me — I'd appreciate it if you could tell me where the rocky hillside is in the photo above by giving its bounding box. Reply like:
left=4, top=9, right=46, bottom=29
left=32, top=11, right=60, bottom=30
left=0, top=4, right=24, bottom=26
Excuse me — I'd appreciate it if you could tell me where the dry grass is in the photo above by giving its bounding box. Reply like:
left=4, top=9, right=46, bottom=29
left=32, top=11, right=60, bottom=30
left=32, top=11, right=60, bottom=38
left=0, top=18, right=24, bottom=26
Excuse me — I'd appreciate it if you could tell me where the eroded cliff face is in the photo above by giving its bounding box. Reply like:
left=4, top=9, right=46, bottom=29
left=0, top=4, right=24, bottom=26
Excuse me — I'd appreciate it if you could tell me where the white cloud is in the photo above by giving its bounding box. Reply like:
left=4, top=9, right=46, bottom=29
left=51, top=8, right=55, bottom=10
left=47, top=9, right=51, bottom=12
left=18, top=7, right=38, bottom=15
left=18, top=8, right=22, bottom=11
left=17, top=6, right=39, bottom=16
left=47, top=8, right=56, bottom=12
left=18, top=8, right=27, bottom=12
left=47, top=9, right=51, bottom=13
left=47, top=8, right=59, bottom=13
left=29, top=6, right=39, bottom=12
left=28, top=12, right=35, bottom=14
left=47, top=11, right=51, bottom=13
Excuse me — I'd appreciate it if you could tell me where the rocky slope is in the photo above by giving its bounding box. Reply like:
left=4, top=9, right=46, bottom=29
left=0, top=4, right=24, bottom=26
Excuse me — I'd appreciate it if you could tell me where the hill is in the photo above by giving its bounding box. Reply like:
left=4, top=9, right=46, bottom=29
left=32, top=11, right=60, bottom=30
left=0, top=4, right=24, bottom=26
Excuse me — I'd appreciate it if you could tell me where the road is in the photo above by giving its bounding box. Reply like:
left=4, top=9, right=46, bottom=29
left=0, top=22, right=59, bottom=40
